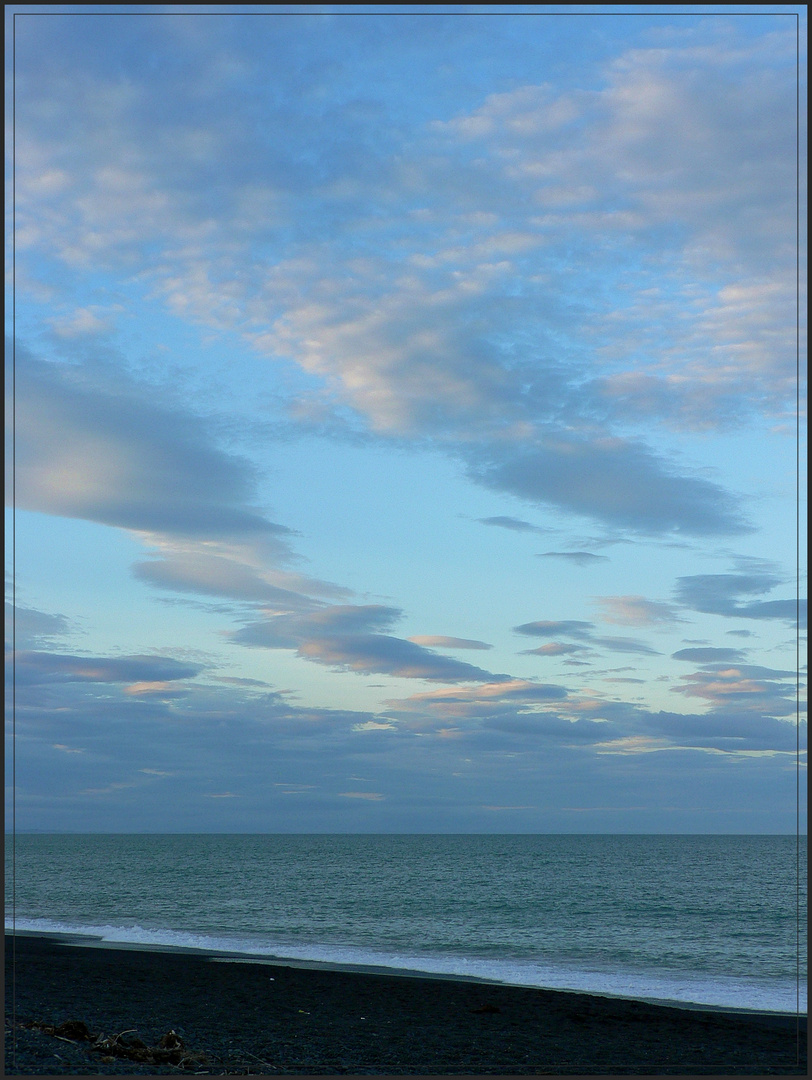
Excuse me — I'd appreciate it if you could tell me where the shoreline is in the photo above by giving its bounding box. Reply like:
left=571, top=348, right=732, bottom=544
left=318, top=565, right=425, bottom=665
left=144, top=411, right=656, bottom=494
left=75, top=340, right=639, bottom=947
left=7, top=927, right=805, bottom=1021
left=5, top=932, right=807, bottom=1075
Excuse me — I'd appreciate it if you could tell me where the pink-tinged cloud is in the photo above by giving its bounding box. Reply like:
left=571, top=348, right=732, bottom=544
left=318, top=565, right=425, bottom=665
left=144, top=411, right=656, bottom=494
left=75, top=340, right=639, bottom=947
left=408, top=635, right=492, bottom=650
left=669, top=664, right=801, bottom=717
left=523, top=642, right=588, bottom=656
left=296, top=634, right=504, bottom=682
left=234, top=605, right=402, bottom=648
left=10, top=348, right=289, bottom=542
left=593, top=595, right=685, bottom=626
left=394, top=679, right=568, bottom=706
left=10, top=650, right=202, bottom=685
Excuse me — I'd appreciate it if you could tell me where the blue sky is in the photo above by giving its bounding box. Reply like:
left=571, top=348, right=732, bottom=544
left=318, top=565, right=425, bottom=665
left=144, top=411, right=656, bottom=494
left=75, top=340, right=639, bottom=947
left=5, top=5, right=807, bottom=833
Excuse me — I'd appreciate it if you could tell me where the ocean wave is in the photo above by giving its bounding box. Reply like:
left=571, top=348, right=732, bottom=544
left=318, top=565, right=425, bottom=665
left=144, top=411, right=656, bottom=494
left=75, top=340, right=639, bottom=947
left=6, top=916, right=804, bottom=1014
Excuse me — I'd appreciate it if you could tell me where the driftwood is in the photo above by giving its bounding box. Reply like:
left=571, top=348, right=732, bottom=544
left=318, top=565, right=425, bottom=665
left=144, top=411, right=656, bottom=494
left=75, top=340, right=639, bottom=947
left=22, top=1019, right=209, bottom=1068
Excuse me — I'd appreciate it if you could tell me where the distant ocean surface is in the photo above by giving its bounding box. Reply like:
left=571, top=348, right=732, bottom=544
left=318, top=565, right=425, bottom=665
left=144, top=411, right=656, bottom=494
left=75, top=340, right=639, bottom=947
left=5, top=834, right=806, bottom=1014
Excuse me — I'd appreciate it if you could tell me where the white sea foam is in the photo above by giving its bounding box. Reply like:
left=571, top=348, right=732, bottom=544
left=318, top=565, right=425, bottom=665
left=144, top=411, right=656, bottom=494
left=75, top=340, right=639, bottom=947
left=6, top=916, right=804, bottom=1014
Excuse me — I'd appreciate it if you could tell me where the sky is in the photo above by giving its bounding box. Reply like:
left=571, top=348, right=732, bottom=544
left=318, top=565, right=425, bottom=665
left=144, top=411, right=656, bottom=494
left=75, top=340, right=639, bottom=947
left=5, top=4, right=807, bottom=833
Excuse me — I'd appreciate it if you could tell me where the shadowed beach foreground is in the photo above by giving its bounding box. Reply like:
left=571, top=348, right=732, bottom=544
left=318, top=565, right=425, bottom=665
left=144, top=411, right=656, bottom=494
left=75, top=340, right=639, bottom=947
left=4, top=934, right=807, bottom=1075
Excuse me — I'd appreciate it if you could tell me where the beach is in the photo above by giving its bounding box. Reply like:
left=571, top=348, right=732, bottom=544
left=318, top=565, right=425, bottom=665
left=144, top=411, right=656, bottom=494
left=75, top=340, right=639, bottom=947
left=3, top=932, right=806, bottom=1075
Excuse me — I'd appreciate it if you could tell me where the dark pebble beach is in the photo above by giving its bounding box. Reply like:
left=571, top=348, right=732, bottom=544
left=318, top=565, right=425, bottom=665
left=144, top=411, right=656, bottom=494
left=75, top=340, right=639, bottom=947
left=4, top=933, right=807, bottom=1076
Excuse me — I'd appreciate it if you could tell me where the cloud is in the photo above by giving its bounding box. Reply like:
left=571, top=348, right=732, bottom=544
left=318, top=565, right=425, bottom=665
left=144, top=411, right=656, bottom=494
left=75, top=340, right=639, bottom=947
left=384, top=677, right=639, bottom=749
left=10, top=650, right=202, bottom=686
left=9, top=346, right=289, bottom=542
left=296, top=634, right=503, bottom=683
left=408, top=635, right=492, bottom=650
left=590, top=636, right=661, bottom=656
left=521, top=643, right=587, bottom=657
left=466, top=437, right=750, bottom=536
left=672, top=647, right=747, bottom=663
left=123, top=681, right=191, bottom=698
left=439, top=29, right=799, bottom=430
left=233, top=605, right=403, bottom=649
left=50, top=306, right=114, bottom=338
left=7, top=645, right=401, bottom=754
left=514, top=620, right=594, bottom=639
left=388, top=679, right=569, bottom=727
left=536, top=551, right=609, bottom=565
left=670, top=664, right=800, bottom=716
left=592, top=736, right=674, bottom=756
left=675, top=571, right=776, bottom=611
left=643, top=709, right=802, bottom=752
left=478, top=516, right=544, bottom=532
left=260, top=35, right=789, bottom=530
left=286, top=29, right=796, bottom=449
left=554, top=688, right=804, bottom=755
left=233, top=606, right=503, bottom=682
left=481, top=713, right=613, bottom=742
left=8, top=346, right=354, bottom=614
left=593, top=595, right=685, bottom=626
left=9, top=634, right=801, bottom=831
left=131, top=547, right=335, bottom=607
left=675, top=572, right=806, bottom=626
left=419, top=679, right=569, bottom=704
left=5, top=602, right=71, bottom=649
left=514, top=619, right=658, bottom=655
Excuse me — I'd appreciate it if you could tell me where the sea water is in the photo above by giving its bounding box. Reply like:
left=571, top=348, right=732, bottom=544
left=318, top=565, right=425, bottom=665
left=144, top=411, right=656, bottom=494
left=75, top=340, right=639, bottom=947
left=4, top=833, right=806, bottom=1013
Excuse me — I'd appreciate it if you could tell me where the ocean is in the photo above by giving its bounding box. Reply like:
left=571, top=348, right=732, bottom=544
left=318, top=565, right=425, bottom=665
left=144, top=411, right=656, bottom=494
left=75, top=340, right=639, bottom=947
left=5, top=833, right=806, bottom=1014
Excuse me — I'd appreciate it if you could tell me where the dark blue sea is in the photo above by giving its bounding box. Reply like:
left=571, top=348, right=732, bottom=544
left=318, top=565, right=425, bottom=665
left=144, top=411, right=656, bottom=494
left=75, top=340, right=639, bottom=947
left=5, top=833, right=806, bottom=1013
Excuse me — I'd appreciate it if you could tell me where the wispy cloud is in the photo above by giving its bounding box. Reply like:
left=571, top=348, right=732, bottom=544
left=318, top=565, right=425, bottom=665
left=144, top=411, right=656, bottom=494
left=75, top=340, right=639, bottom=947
left=672, top=647, right=747, bottom=663
left=670, top=664, right=801, bottom=716
left=10, top=346, right=355, bottom=626
left=11, top=346, right=287, bottom=542
left=521, top=643, right=588, bottom=657
left=11, top=650, right=202, bottom=685
left=593, top=595, right=685, bottom=626
left=6, top=602, right=71, bottom=649
left=234, top=606, right=403, bottom=648
left=514, top=620, right=595, bottom=639
left=675, top=572, right=805, bottom=626
left=233, top=607, right=504, bottom=682
left=408, top=635, right=492, bottom=650
left=478, top=516, right=545, bottom=533
left=536, top=552, right=609, bottom=565
left=467, top=438, right=750, bottom=535
left=513, top=619, right=660, bottom=656
left=297, top=634, right=503, bottom=683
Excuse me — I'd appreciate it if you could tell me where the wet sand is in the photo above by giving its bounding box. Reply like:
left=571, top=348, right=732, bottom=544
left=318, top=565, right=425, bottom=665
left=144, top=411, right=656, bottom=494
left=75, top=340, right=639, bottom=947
left=4, top=932, right=807, bottom=1075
